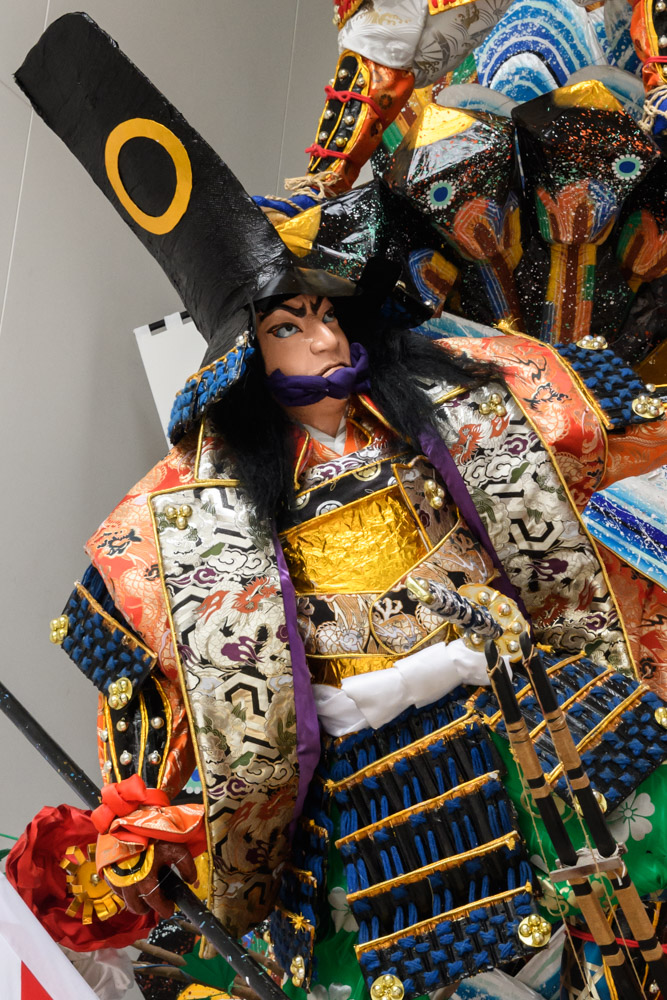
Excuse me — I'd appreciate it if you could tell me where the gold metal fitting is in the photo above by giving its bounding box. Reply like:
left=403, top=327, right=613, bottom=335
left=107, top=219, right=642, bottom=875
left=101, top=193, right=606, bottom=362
left=49, top=615, right=69, bottom=644
left=655, top=706, right=667, bottom=729
left=517, top=913, right=552, bottom=948
left=107, top=676, right=133, bottom=710
left=370, top=974, right=405, bottom=1000
left=405, top=576, right=435, bottom=605
left=104, top=845, right=155, bottom=888
left=576, top=334, right=608, bottom=350
left=423, top=478, right=446, bottom=510
left=165, top=503, right=193, bottom=530
left=632, top=395, right=664, bottom=419
left=290, top=956, right=306, bottom=988
left=480, top=392, right=507, bottom=417
left=574, top=789, right=607, bottom=815
left=458, top=583, right=528, bottom=662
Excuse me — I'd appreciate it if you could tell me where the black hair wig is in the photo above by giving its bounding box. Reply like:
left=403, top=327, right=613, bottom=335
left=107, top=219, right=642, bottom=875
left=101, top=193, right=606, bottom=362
left=208, top=314, right=498, bottom=524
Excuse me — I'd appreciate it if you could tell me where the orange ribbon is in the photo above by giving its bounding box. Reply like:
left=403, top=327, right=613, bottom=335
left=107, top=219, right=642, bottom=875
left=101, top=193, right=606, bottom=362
left=92, top=775, right=170, bottom=834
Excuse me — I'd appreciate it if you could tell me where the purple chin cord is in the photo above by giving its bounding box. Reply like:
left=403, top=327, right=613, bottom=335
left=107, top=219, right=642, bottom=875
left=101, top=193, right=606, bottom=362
left=265, top=341, right=371, bottom=406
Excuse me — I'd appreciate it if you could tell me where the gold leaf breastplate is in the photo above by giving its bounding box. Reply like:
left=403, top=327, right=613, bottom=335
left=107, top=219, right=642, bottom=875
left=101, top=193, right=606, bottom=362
left=278, top=443, right=494, bottom=685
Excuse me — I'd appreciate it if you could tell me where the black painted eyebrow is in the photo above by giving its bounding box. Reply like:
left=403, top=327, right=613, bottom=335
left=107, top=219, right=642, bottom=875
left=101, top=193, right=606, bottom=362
left=262, top=296, right=327, bottom=322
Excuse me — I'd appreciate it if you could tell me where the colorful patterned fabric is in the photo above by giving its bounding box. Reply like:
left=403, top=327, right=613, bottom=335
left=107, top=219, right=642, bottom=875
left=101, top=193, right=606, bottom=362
left=81, top=333, right=661, bottom=936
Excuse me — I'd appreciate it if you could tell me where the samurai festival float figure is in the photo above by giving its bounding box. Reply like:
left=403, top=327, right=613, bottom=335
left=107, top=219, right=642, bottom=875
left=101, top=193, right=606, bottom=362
left=10, top=11, right=667, bottom=1000
left=295, top=0, right=667, bottom=201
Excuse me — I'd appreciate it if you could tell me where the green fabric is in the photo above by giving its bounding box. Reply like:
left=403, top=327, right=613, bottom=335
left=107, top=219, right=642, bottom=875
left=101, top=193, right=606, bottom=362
left=181, top=950, right=238, bottom=992
left=492, top=733, right=667, bottom=919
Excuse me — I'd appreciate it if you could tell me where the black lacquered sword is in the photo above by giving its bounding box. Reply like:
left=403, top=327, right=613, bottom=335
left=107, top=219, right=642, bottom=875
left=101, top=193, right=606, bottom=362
left=518, top=633, right=667, bottom=997
left=483, top=643, right=648, bottom=1000
left=0, top=679, right=289, bottom=1000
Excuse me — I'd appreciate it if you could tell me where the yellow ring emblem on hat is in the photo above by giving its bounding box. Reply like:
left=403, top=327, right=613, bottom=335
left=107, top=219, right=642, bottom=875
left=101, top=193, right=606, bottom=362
left=105, top=118, right=192, bottom=235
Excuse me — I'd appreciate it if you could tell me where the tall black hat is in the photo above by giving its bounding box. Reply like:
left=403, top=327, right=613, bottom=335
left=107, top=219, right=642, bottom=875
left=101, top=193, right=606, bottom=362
left=15, top=13, right=356, bottom=377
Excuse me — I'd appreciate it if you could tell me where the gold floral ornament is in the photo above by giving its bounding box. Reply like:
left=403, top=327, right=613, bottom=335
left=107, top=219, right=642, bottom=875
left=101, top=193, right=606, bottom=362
left=165, top=503, right=193, bottom=530
left=60, top=843, right=125, bottom=923
left=517, top=913, right=552, bottom=948
left=49, top=615, right=69, bottom=644
left=457, top=583, right=529, bottom=662
left=371, top=973, right=405, bottom=1000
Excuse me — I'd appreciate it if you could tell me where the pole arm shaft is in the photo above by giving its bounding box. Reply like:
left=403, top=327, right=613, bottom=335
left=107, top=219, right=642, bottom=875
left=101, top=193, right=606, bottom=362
left=0, top=678, right=290, bottom=1000
left=0, top=680, right=100, bottom=810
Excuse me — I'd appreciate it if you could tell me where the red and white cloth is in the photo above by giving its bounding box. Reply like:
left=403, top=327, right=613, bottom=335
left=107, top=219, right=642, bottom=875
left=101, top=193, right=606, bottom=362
left=0, top=874, right=98, bottom=1000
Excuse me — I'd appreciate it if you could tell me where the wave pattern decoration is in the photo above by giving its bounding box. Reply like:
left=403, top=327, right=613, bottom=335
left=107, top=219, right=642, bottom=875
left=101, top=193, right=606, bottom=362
left=473, top=0, right=602, bottom=102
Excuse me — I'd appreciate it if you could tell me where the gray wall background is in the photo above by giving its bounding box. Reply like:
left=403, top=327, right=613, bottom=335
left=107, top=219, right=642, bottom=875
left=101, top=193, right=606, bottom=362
left=0, top=0, right=342, bottom=988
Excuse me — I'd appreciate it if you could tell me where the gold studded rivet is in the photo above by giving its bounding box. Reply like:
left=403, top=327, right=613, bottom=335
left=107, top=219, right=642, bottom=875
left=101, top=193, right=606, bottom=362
left=655, top=706, right=667, bottom=729
left=371, top=974, right=404, bottom=1000
left=495, top=404, right=507, bottom=416
left=633, top=396, right=663, bottom=418
left=334, top=136, right=347, bottom=148
left=344, top=114, right=355, bottom=125
left=508, top=640, right=520, bottom=653
left=318, top=131, right=328, bottom=141
left=338, top=69, right=350, bottom=80
left=518, top=914, right=551, bottom=948
left=489, top=393, right=502, bottom=405
left=510, top=621, right=523, bottom=634
left=90, top=873, right=101, bottom=885
left=470, top=633, right=484, bottom=646
left=290, top=956, right=305, bottom=988
left=151, top=716, right=165, bottom=730
left=148, top=751, right=162, bottom=765
left=165, top=503, right=192, bottom=529
left=497, top=603, right=511, bottom=617
left=49, top=615, right=69, bottom=644
left=116, top=719, right=128, bottom=733
left=478, top=590, right=491, bottom=605
left=480, top=402, right=491, bottom=415
left=102, top=760, right=112, bottom=773
left=108, top=695, right=120, bottom=711
left=119, top=751, right=133, bottom=766
left=99, top=729, right=109, bottom=743
left=324, top=109, right=334, bottom=120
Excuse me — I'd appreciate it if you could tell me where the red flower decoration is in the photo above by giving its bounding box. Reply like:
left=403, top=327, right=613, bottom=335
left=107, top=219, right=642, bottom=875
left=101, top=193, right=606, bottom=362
left=5, top=803, right=157, bottom=951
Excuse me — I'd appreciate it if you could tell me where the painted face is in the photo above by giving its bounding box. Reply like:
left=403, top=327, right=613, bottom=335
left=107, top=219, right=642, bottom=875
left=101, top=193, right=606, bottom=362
left=255, top=294, right=351, bottom=377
